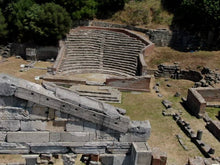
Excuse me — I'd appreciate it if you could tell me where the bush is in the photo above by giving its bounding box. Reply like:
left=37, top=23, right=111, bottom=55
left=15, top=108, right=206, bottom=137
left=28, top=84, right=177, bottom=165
left=0, top=9, right=8, bottom=40
left=113, top=1, right=149, bottom=26
left=5, top=0, right=71, bottom=45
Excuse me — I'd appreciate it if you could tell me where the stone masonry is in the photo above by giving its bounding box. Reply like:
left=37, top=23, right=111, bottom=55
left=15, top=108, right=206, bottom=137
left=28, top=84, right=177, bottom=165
left=0, top=74, right=152, bottom=165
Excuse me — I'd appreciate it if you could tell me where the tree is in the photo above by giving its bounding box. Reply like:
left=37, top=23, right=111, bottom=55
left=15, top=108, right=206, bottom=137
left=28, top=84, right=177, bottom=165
left=0, top=9, right=8, bottom=40
left=39, top=3, right=72, bottom=44
left=6, top=0, right=35, bottom=41
left=96, top=0, right=128, bottom=18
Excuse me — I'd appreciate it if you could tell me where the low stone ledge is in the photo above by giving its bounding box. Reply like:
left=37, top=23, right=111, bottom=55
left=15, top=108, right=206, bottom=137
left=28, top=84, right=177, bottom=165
left=7, top=132, right=49, bottom=143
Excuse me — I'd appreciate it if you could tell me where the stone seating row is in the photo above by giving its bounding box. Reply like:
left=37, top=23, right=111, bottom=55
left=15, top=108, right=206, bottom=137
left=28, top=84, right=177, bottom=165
left=60, top=69, right=132, bottom=77
left=103, top=64, right=136, bottom=76
left=59, top=29, right=146, bottom=76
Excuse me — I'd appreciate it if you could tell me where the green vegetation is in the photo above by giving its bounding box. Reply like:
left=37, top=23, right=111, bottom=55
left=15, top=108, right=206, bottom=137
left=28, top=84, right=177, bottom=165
left=0, top=0, right=128, bottom=45
left=3, top=0, right=71, bottom=44
left=112, top=0, right=173, bottom=27
left=206, top=107, right=220, bottom=120
left=0, top=9, right=7, bottom=41
left=0, top=0, right=219, bottom=46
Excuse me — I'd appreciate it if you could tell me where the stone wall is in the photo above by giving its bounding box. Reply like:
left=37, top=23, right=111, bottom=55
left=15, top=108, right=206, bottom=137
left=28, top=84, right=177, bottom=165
left=105, top=76, right=151, bottom=92
left=206, top=120, right=220, bottom=141
left=0, top=74, right=152, bottom=165
left=186, top=88, right=220, bottom=117
left=154, top=64, right=203, bottom=82
left=10, top=43, right=58, bottom=60
left=197, top=88, right=220, bottom=102
left=90, top=21, right=219, bottom=50
left=186, top=88, right=207, bottom=117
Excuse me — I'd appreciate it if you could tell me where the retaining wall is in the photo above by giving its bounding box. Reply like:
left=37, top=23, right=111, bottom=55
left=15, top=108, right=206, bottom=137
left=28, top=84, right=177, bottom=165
left=11, top=43, right=58, bottom=60
left=105, top=76, right=151, bottom=92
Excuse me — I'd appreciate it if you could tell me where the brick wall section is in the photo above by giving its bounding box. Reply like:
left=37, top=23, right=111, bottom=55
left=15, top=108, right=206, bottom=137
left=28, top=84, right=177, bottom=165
left=186, top=88, right=206, bottom=116
left=206, top=120, right=220, bottom=141
left=197, top=88, right=220, bottom=102
left=105, top=76, right=151, bottom=92
left=186, top=88, right=220, bottom=117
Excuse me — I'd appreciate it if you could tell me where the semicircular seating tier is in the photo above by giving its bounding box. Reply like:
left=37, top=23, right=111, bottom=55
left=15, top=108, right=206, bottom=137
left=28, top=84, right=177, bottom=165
left=57, top=27, right=148, bottom=77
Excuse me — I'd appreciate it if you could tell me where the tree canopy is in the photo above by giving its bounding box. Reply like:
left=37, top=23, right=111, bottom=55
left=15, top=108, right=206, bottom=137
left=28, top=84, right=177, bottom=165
left=0, top=9, right=8, bottom=41
left=1, top=0, right=219, bottom=46
left=1, top=0, right=127, bottom=45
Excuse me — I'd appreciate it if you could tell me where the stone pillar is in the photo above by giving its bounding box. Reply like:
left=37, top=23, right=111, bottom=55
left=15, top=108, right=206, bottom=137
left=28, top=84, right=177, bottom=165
left=130, top=142, right=152, bottom=165
left=22, top=155, right=39, bottom=165
left=197, top=130, right=203, bottom=140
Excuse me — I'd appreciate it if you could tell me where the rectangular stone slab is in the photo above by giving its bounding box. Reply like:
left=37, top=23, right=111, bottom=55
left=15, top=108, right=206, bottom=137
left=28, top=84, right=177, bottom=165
left=7, top=132, right=49, bottom=143
left=0, top=120, right=20, bottom=131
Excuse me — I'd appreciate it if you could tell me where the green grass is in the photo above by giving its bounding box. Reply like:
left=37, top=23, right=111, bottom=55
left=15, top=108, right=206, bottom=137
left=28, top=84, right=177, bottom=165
left=206, top=107, right=220, bottom=120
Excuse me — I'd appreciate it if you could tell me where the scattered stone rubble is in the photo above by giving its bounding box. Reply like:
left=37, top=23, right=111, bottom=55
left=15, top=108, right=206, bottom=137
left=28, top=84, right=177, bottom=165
left=154, top=64, right=220, bottom=88
left=0, top=73, right=153, bottom=165
left=151, top=148, right=167, bottom=165
left=173, top=114, right=216, bottom=158
left=0, top=44, right=11, bottom=58
left=188, top=156, right=220, bottom=165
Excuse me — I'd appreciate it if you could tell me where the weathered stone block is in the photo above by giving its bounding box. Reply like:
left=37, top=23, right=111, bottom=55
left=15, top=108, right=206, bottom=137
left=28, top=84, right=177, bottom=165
left=49, top=132, right=61, bottom=142
left=120, top=133, right=150, bottom=142
left=46, top=121, right=65, bottom=132
left=71, top=146, right=106, bottom=154
left=131, top=142, right=152, bottom=165
left=54, top=111, right=68, bottom=121
left=27, top=102, right=48, bottom=120
left=84, top=121, right=97, bottom=132
left=7, top=132, right=49, bottom=143
left=48, top=109, right=55, bottom=120
left=0, top=82, right=16, bottom=96
left=0, top=107, right=29, bottom=120
left=129, top=120, right=151, bottom=134
left=0, top=142, right=30, bottom=154
left=0, top=132, right=6, bottom=142
left=21, top=120, right=47, bottom=131
left=31, top=146, right=68, bottom=154
left=96, top=131, right=118, bottom=141
left=60, top=132, right=90, bottom=142
left=100, top=154, right=129, bottom=165
left=66, top=121, right=84, bottom=132
left=0, top=120, right=20, bottom=131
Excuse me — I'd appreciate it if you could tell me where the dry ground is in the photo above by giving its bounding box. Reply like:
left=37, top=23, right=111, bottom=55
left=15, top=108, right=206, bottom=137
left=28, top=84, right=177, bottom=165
left=0, top=56, right=52, bottom=83
left=146, top=47, right=220, bottom=70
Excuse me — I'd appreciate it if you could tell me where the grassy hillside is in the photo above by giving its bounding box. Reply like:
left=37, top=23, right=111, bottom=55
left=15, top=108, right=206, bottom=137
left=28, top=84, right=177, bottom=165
left=146, top=47, right=220, bottom=70
left=110, top=0, right=173, bottom=28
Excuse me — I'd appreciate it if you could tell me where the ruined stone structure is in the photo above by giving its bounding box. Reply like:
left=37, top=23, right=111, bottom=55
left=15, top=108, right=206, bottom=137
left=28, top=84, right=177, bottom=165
left=0, top=74, right=152, bottom=165
left=186, top=88, right=220, bottom=117
left=154, top=64, right=203, bottom=82
left=53, top=26, right=154, bottom=77
left=206, top=120, right=220, bottom=142
left=105, top=76, right=151, bottom=92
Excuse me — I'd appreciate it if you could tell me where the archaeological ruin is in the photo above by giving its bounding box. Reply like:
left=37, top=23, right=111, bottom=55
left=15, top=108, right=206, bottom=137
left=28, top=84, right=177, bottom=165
left=0, top=73, right=156, bottom=165
left=1, top=21, right=220, bottom=165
